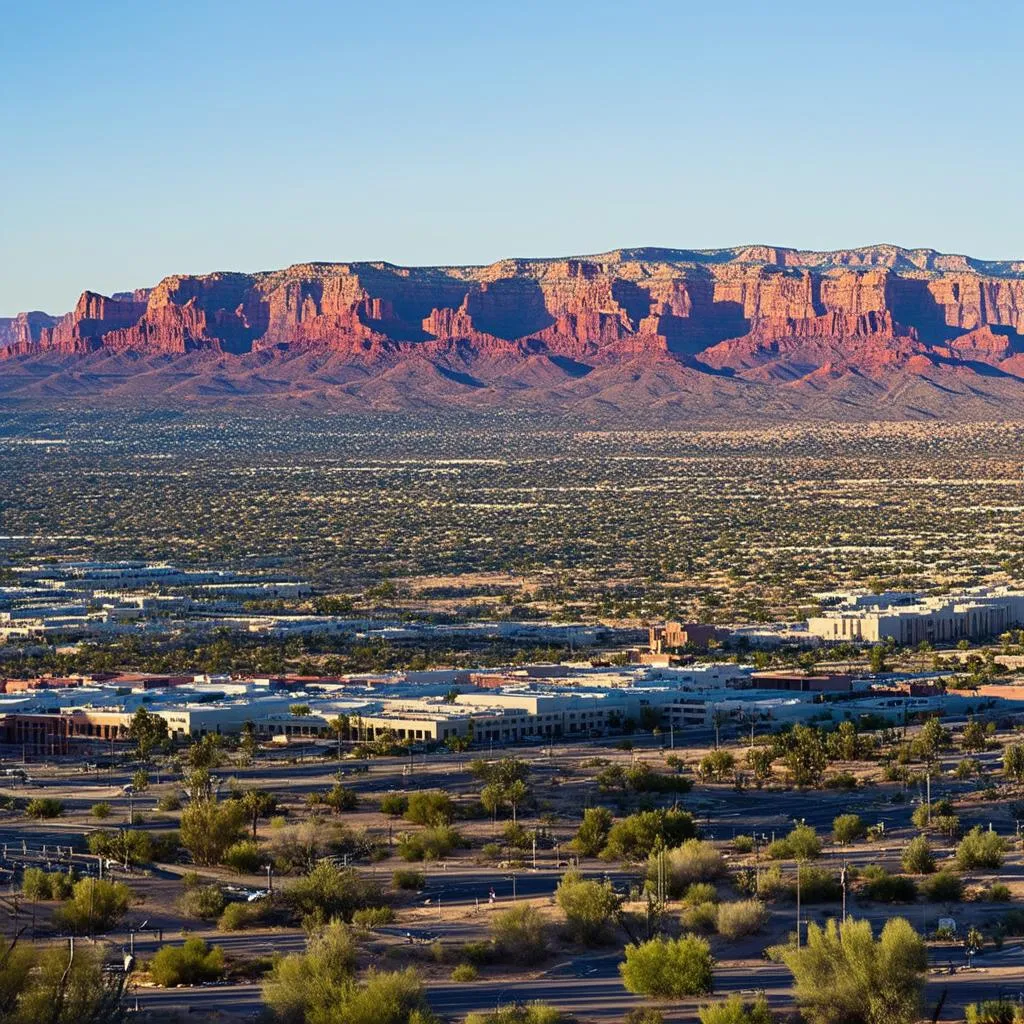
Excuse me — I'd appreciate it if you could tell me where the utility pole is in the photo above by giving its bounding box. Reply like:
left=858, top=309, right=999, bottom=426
left=795, top=859, right=802, bottom=949
left=840, top=863, right=847, bottom=924
left=926, top=772, right=931, bottom=824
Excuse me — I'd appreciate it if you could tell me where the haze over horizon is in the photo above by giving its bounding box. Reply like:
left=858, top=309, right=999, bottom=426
left=4, top=0, right=1022, bottom=316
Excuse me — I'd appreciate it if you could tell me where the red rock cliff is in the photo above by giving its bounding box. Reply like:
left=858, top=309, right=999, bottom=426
left=6, top=246, right=1024, bottom=378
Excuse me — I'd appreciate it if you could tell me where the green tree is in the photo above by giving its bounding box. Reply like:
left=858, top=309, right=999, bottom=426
left=284, top=861, right=380, bottom=926
left=782, top=726, right=828, bottom=787
left=869, top=646, right=887, bottom=674
left=1004, top=744, right=1024, bottom=784
left=572, top=807, right=612, bottom=856
left=481, top=783, right=507, bottom=821
left=262, top=921, right=357, bottom=1024
left=0, top=940, right=127, bottom=1024
left=554, top=869, right=621, bottom=945
left=826, top=721, right=862, bottom=762
left=184, top=734, right=224, bottom=773
left=239, top=720, right=258, bottom=764
left=506, top=779, right=529, bottom=825
left=602, top=810, right=697, bottom=862
left=961, top=719, right=987, bottom=753
left=786, top=824, right=822, bottom=861
left=917, top=718, right=951, bottom=761
left=128, top=707, right=168, bottom=760
left=179, top=798, right=245, bottom=866
left=619, top=934, right=715, bottom=998
left=240, top=789, right=278, bottom=840
left=746, top=747, right=774, bottom=786
left=776, top=917, right=926, bottom=1024
left=698, top=750, right=736, bottom=783
left=54, top=878, right=132, bottom=934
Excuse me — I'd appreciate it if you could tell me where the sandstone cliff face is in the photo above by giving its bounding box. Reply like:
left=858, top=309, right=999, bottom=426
left=6, top=246, right=1024, bottom=389
left=0, top=311, right=59, bottom=351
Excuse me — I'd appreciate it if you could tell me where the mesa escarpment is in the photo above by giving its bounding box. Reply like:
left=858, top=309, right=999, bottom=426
left=5, top=244, right=1024, bottom=419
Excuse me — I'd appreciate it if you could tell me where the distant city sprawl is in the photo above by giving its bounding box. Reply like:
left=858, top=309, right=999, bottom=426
left=4, top=412, right=1024, bottom=1024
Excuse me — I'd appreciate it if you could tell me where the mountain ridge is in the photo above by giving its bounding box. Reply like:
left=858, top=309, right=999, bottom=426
left=5, top=244, right=1024, bottom=420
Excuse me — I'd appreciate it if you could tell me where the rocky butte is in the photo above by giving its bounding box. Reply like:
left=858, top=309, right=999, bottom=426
left=4, top=244, right=1024, bottom=421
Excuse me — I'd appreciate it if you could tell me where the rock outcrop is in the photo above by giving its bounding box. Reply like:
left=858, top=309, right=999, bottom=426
left=5, top=244, right=1024, bottom=418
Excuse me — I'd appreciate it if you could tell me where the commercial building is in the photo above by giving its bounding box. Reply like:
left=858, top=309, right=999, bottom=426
left=807, top=587, right=1024, bottom=645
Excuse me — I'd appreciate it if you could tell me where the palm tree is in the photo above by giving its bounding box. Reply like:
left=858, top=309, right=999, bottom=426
left=329, top=714, right=350, bottom=759
left=241, top=789, right=276, bottom=840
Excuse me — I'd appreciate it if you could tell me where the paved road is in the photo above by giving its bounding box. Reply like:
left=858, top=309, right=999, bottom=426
left=129, top=953, right=1016, bottom=1022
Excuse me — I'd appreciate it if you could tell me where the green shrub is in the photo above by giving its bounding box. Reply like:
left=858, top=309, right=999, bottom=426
left=397, top=825, right=465, bottom=861
left=91, top=802, right=112, bottom=819
left=223, top=839, right=263, bottom=874
left=861, top=868, right=917, bottom=903
left=555, top=869, right=621, bottom=945
left=681, top=901, right=718, bottom=933
left=380, top=793, right=409, bottom=816
left=465, top=1005, right=567, bottom=1024
left=218, top=901, right=264, bottom=931
left=956, top=827, right=1008, bottom=870
left=698, top=994, right=773, bottom=1024
left=156, top=793, right=182, bottom=812
left=986, top=883, right=1012, bottom=903
left=22, top=867, right=74, bottom=901
left=651, top=840, right=725, bottom=898
left=716, top=899, right=768, bottom=940
left=732, top=835, right=754, bottom=854
left=490, top=904, right=547, bottom=965
left=832, top=814, right=866, bottom=844
left=314, top=784, right=359, bottom=814
left=22, top=867, right=53, bottom=900
left=912, top=799, right=954, bottom=830
left=756, top=865, right=786, bottom=900
left=451, top=962, right=479, bottom=981
left=626, top=1011, right=666, bottom=1024
left=25, top=798, right=63, bottom=819
left=683, top=883, right=719, bottom=906
left=824, top=772, right=858, bottom=791
left=619, top=934, right=714, bottom=997
left=965, top=1000, right=1021, bottom=1024
left=919, top=871, right=964, bottom=902
left=54, top=878, right=131, bottom=933
left=602, top=809, right=697, bottom=861
left=149, top=937, right=225, bottom=987
left=283, top=861, right=381, bottom=925
left=393, top=869, right=425, bottom=890
left=352, top=906, right=395, bottom=928
left=404, top=790, right=455, bottom=826
left=792, top=866, right=842, bottom=903
left=181, top=884, right=226, bottom=920
left=901, top=836, right=936, bottom=874
left=461, top=940, right=495, bottom=966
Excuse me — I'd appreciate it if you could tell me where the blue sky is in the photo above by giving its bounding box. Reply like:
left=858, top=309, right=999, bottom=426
left=2, top=0, right=1021, bottom=314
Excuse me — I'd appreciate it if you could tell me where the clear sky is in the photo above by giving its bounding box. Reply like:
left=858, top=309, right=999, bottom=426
left=3, top=0, right=1021, bottom=315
